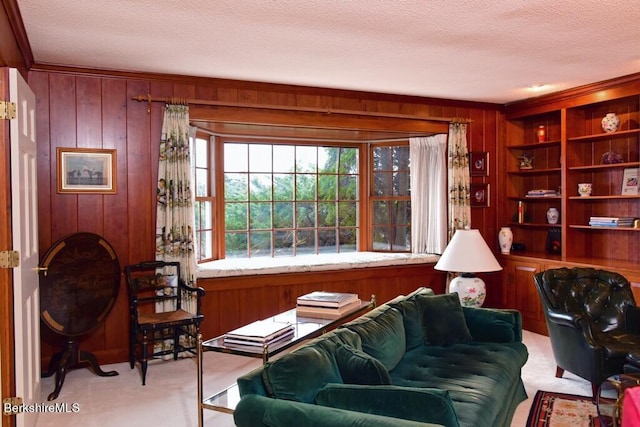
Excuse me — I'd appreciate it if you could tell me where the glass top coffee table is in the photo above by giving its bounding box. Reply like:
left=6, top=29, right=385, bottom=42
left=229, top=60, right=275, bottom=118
left=597, top=373, right=640, bottom=427
left=196, top=297, right=375, bottom=426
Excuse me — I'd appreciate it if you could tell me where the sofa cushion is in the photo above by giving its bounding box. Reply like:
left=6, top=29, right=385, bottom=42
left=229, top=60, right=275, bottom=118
left=335, top=344, right=391, bottom=385
left=262, top=346, right=342, bottom=403
left=462, top=307, right=517, bottom=343
left=418, top=293, right=472, bottom=346
left=315, top=383, right=460, bottom=427
left=342, top=305, right=406, bottom=371
left=390, top=287, right=436, bottom=350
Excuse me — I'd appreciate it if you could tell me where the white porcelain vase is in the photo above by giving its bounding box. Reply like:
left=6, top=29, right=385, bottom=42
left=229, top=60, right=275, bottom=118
left=601, top=112, right=620, bottom=133
left=498, top=227, right=513, bottom=254
left=546, top=208, right=559, bottom=224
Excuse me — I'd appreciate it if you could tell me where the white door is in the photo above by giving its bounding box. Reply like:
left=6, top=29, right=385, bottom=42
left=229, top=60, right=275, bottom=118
left=10, top=67, right=40, bottom=427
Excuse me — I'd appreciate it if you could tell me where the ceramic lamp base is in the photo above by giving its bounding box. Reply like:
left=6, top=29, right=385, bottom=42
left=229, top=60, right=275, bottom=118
left=449, top=274, right=486, bottom=307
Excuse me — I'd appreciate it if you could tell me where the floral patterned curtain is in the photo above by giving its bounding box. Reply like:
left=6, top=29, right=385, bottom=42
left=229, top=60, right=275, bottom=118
left=156, top=104, right=197, bottom=311
left=447, top=122, right=471, bottom=237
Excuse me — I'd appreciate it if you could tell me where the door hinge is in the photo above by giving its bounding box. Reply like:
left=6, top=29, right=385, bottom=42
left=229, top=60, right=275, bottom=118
left=0, top=250, right=20, bottom=268
left=0, top=101, right=17, bottom=120
left=2, top=397, right=23, bottom=415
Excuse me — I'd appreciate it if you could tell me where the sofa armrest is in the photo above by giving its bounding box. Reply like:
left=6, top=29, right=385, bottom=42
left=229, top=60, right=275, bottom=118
left=462, top=307, right=522, bottom=343
left=315, top=383, right=459, bottom=427
left=234, top=394, right=441, bottom=427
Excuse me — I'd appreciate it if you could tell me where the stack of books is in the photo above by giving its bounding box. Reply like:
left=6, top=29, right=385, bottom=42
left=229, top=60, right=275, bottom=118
left=223, top=319, right=295, bottom=347
left=589, top=217, right=636, bottom=227
left=525, top=189, right=558, bottom=197
left=296, top=291, right=361, bottom=319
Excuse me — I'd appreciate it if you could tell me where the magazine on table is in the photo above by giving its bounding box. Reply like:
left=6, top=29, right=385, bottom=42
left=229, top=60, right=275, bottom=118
left=296, top=291, right=360, bottom=308
left=224, top=319, right=295, bottom=344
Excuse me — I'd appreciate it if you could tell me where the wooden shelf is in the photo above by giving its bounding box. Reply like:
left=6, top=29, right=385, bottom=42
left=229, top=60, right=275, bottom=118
left=507, top=168, right=561, bottom=175
left=568, top=162, right=640, bottom=172
left=567, top=128, right=640, bottom=142
left=506, top=140, right=561, bottom=150
left=568, top=195, right=640, bottom=200
left=509, top=196, right=562, bottom=201
left=570, top=225, right=640, bottom=231
left=508, top=222, right=561, bottom=229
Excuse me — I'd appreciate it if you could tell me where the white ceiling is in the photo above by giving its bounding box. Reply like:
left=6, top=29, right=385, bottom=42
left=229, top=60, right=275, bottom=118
left=15, top=0, right=640, bottom=104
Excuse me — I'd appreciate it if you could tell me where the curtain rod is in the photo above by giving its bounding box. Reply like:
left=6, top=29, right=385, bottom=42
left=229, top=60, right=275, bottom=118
left=131, top=94, right=470, bottom=123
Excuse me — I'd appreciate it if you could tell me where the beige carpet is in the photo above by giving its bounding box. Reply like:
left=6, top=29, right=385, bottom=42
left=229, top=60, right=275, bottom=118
left=34, top=330, right=592, bottom=427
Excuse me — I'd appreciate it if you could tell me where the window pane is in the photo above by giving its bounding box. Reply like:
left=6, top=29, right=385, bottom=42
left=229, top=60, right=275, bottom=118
left=273, top=202, right=294, bottom=228
left=225, top=232, right=247, bottom=258
left=318, top=229, right=337, bottom=253
left=273, top=145, right=295, bottom=173
left=372, top=201, right=389, bottom=224
left=339, top=175, right=357, bottom=200
left=319, top=147, right=337, bottom=173
left=250, top=173, right=272, bottom=201
left=225, top=203, right=247, bottom=231
left=198, top=230, right=213, bottom=259
left=338, top=201, right=357, bottom=227
left=195, top=201, right=212, bottom=229
left=296, top=202, right=316, bottom=228
left=249, top=144, right=272, bottom=173
left=274, top=230, right=294, bottom=257
left=392, top=201, right=411, bottom=226
left=373, top=226, right=391, bottom=251
left=274, top=174, right=294, bottom=201
left=250, top=231, right=271, bottom=257
left=195, top=138, right=208, bottom=168
left=391, top=226, right=410, bottom=251
left=250, top=202, right=271, bottom=230
left=196, top=169, right=208, bottom=197
left=296, top=230, right=315, bottom=254
left=318, top=201, right=336, bottom=227
left=225, top=143, right=248, bottom=172
left=318, top=175, right=337, bottom=201
left=296, top=174, right=315, bottom=201
left=339, top=229, right=357, bottom=252
left=296, top=146, right=317, bottom=173
left=225, top=173, right=248, bottom=201
left=394, top=171, right=410, bottom=196
left=373, top=171, right=392, bottom=196
left=338, top=147, right=358, bottom=174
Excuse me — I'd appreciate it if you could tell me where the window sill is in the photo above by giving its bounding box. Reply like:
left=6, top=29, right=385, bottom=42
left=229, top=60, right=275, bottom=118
left=196, top=252, right=439, bottom=278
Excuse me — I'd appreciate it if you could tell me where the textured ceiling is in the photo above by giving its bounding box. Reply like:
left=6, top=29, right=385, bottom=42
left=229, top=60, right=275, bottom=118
left=14, top=0, right=640, bottom=104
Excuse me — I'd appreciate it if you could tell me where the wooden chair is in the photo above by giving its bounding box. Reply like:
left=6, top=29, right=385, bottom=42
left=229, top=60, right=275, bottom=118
left=125, top=260, right=205, bottom=385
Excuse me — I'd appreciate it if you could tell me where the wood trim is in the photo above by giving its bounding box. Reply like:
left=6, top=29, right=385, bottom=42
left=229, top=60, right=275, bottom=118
left=506, top=72, right=640, bottom=118
left=0, top=0, right=32, bottom=73
left=0, top=66, right=16, bottom=427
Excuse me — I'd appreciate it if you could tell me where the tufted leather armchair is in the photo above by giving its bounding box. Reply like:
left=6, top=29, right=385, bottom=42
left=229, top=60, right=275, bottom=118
left=533, top=267, right=640, bottom=398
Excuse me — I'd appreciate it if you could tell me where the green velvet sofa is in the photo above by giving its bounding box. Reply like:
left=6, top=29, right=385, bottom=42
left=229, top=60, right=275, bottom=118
left=233, top=288, right=528, bottom=427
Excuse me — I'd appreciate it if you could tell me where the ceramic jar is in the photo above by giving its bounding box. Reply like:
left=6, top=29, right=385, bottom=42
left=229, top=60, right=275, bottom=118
left=536, top=125, right=546, bottom=142
left=578, top=183, right=592, bottom=197
left=498, top=227, right=513, bottom=254
left=601, top=112, right=620, bottom=133
left=546, top=208, right=559, bottom=224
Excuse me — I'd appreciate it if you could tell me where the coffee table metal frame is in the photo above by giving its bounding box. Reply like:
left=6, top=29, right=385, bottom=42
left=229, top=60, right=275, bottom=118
left=196, top=297, right=375, bottom=426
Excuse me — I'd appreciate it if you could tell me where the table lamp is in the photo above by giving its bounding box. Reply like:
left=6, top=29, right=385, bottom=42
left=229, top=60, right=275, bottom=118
left=434, top=229, right=502, bottom=307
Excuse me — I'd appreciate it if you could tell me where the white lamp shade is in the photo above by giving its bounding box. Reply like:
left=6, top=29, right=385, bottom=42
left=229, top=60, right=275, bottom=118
left=434, top=229, right=502, bottom=273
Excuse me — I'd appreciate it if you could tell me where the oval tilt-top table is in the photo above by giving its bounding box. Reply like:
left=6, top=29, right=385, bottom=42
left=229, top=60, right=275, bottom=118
left=39, top=232, right=121, bottom=401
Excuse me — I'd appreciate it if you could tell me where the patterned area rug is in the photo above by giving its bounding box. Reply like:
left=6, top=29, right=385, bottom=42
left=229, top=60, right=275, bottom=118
left=526, top=390, right=603, bottom=427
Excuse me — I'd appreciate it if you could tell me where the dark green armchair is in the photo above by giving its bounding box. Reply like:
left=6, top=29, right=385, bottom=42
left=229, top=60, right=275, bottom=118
left=533, top=267, right=640, bottom=398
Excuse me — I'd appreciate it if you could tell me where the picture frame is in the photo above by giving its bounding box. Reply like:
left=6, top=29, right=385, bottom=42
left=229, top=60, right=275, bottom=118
left=470, top=183, right=490, bottom=208
left=470, top=151, right=489, bottom=176
left=621, top=168, right=639, bottom=195
left=57, top=148, right=117, bottom=194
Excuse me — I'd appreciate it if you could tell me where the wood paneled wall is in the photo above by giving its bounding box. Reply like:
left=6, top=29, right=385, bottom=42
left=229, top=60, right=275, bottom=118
left=28, top=67, right=502, bottom=366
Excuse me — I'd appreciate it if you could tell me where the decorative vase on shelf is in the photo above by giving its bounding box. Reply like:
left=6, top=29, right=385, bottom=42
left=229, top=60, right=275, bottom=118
left=498, top=227, right=513, bottom=254
left=601, top=112, right=620, bottom=133
left=546, top=208, right=559, bottom=225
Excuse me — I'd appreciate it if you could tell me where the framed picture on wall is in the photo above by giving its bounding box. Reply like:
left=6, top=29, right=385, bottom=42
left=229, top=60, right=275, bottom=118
left=470, top=152, right=489, bottom=176
left=57, top=148, right=117, bottom=194
left=470, top=183, right=490, bottom=208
